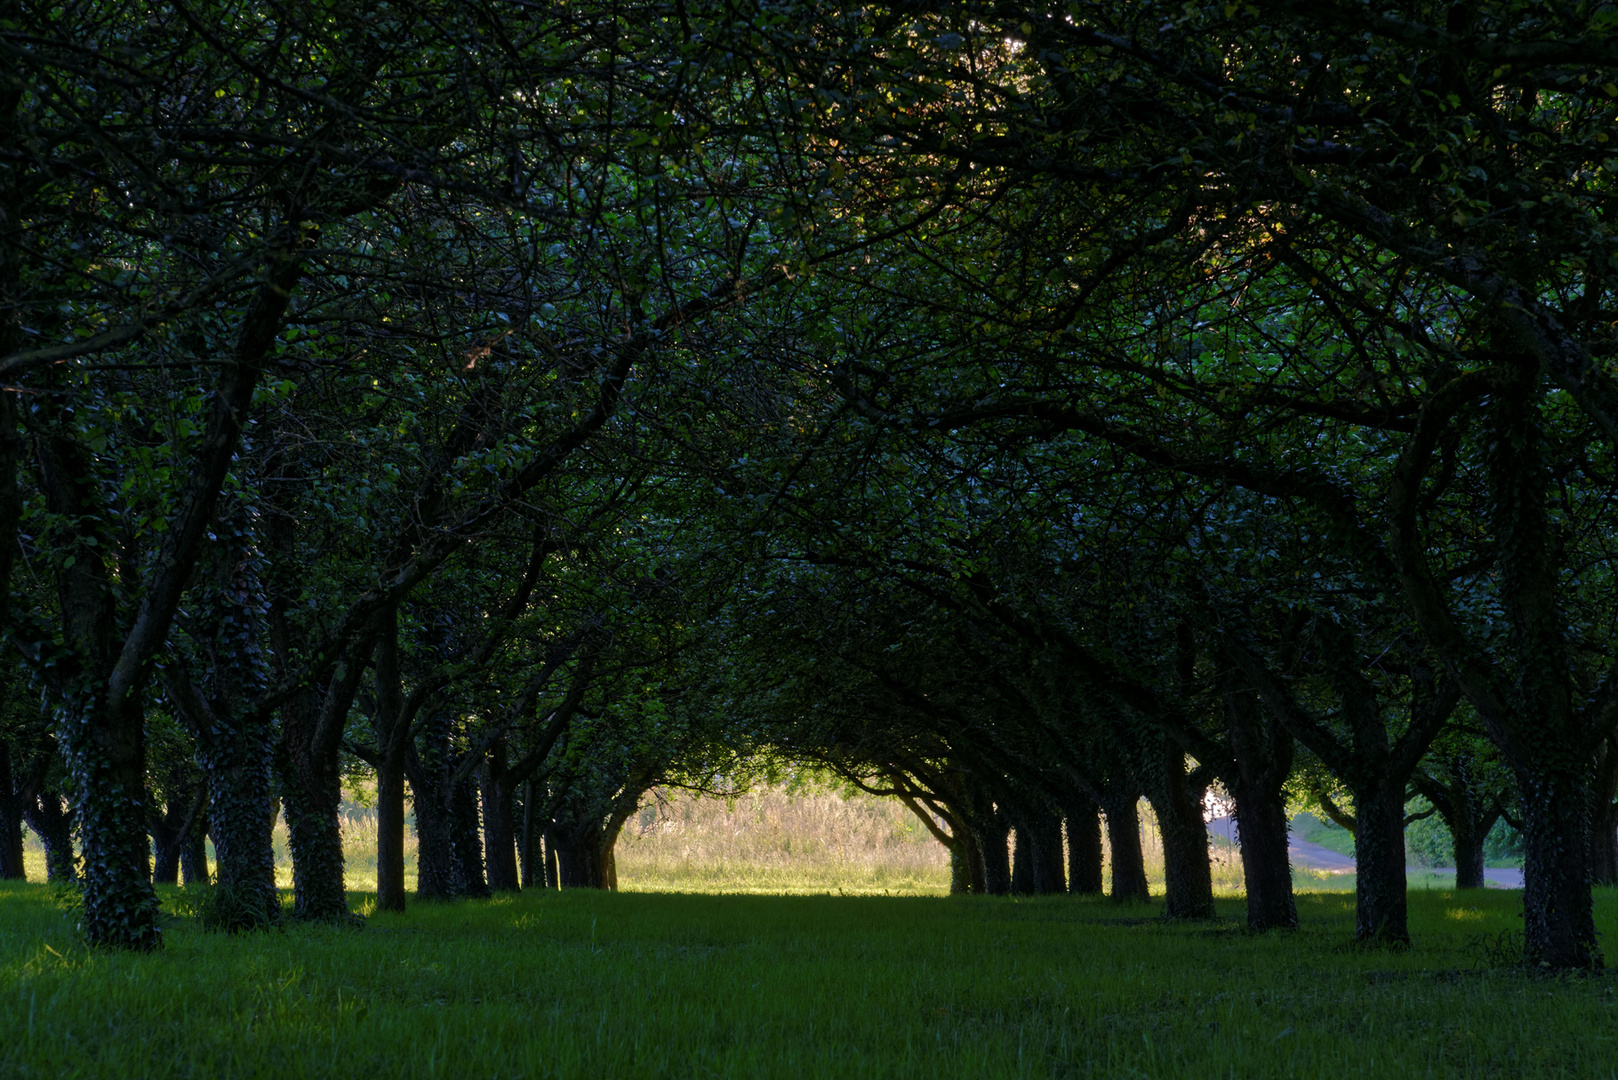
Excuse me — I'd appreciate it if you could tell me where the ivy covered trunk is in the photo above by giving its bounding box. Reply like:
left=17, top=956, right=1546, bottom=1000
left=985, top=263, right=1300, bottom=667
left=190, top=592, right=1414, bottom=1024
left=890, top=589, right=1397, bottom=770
left=1064, top=800, right=1104, bottom=896
left=1351, top=784, right=1408, bottom=946
left=37, top=410, right=160, bottom=947
left=948, top=844, right=971, bottom=894
left=1100, top=789, right=1150, bottom=903
left=276, top=674, right=357, bottom=921
left=280, top=752, right=347, bottom=920
left=949, top=824, right=986, bottom=894
left=1519, top=766, right=1599, bottom=969
left=59, top=691, right=161, bottom=948
left=170, top=504, right=281, bottom=929
left=198, top=713, right=281, bottom=929
left=1478, top=367, right=1596, bottom=967
left=407, top=743, right=457, bottom=902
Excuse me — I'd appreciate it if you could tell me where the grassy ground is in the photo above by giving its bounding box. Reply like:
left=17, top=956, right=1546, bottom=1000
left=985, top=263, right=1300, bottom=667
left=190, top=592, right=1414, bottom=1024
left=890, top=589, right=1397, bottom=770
left=5, top=882, right=1618, bottom=1078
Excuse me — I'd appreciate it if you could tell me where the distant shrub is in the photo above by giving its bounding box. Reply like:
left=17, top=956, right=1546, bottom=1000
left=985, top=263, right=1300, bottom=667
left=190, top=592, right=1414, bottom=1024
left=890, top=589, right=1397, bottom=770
left=1405, top=801, right=1451, bottom=868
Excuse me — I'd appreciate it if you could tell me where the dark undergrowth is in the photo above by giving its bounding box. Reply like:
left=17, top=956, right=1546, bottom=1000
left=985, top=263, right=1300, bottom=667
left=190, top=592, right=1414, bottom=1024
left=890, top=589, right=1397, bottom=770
left=4, top=882, right=1617, bottom=1078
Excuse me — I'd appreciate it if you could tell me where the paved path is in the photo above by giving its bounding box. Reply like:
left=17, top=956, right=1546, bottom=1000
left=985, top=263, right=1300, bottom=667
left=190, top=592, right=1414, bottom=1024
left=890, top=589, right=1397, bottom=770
left=1206, top=817, right=1524, bottom=889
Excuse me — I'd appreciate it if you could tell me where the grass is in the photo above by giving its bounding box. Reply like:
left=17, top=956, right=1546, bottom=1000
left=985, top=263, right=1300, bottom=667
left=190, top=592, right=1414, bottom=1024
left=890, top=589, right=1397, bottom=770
left=5, top=790, right=1613, bottom=1077
left=615, top=787, right=952, bottom=894
left=7, top=882, right=1618, bottom=1078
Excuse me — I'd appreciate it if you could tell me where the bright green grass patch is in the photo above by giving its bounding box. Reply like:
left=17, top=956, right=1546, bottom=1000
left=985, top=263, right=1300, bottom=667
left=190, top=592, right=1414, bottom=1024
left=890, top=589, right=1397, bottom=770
left=6, top=882, right=1618, bottom=1078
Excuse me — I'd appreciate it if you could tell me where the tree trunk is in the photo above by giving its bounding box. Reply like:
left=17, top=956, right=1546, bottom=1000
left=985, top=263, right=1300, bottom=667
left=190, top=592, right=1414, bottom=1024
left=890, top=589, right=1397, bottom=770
left=180, top=816, right=209, bottom=887
left=277, top=686, right=351, bottom=921
left=949, top=843, right=971, bottom=894
left=1027, top=805, right=1066, bottom=895
left=150, top=836, right=179, bottom=886
left=197, top=712, right=281, bottom=929
left=1232, top=780, right=1295, bottom=929
left=1149, top=744, right=1214, bottom=920
left=407, top=760, right=456, bottom=901
left=596, top=813, right=629, bottom=890
left=1101, top=789, right=1150, bottom=903
left=1478, top=364, right=1597, bottom=967
left=150, top=790, right=200, bottom=893
left=0, top=741, right=24, bottom=880
left=371, top=607, right=412, bottom=913
left=1453, top=809, right=1489, bottom=890
left=519, top=780, right=538, bottom=889
left=405, top=713, right=460, bottom=901
left=949, top=822, right=986, bottom=894
left=375, top=754, right=407, bottom=912
left=977, top=812, right=1012, bottom=896
left=1519, top=765, right=1600, bottom=968
left=1065, top=800, right=1104, bottom=896
left=411, top=793, right=456, bottom=901
left=1588, top=743, right=1618, bottom=888
left=479, top=744, right=520, bottom=893
left=1351, top=782, right=1409, bottom=946
left=282, top=773, right=347, bottom=920
left=554, top=833, right=600, bottom=888
left=58, top=691, right=161, bottom=948
left=24, top=788, right=75, bottom=883
left=1223, top=673, right=1297, bottom=929
left=544, top=830, right=559, bottom=889
left=450, top=773, right=489, bottom=898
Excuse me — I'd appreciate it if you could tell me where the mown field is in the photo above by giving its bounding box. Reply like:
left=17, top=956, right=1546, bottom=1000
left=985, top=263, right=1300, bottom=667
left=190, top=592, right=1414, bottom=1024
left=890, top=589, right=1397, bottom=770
left=5, top=882, right=1618, bottom=1079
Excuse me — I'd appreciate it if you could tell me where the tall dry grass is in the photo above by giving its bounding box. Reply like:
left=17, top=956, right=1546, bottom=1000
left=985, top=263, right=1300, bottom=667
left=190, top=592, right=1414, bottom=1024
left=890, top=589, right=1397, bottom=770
left=615, top=787, right=951, bottom=894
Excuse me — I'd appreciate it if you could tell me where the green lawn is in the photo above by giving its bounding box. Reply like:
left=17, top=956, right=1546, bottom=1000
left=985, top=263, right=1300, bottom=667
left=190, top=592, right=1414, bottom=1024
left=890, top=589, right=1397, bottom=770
left=4, top=882, right=1618, bottom=1078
